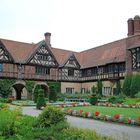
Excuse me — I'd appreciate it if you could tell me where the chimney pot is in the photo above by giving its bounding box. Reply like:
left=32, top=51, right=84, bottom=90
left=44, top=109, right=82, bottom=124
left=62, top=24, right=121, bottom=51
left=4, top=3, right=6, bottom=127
left=44, top=32, right=51, bottom=45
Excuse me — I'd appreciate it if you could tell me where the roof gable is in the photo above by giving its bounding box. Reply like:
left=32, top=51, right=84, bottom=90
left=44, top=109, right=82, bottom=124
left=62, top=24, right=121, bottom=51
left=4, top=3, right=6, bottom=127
left=0, top=38, right=37, bottom=63
left=27, top=41, right=58, bottom=67
left=62, top=53, right=80, bottom=69
left=0, top=41, right=14, bottom=62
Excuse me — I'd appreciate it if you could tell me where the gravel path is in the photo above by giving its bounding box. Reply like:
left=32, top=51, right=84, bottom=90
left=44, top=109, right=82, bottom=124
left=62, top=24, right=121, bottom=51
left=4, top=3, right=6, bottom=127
left=22, top=106, right=140, bottom=140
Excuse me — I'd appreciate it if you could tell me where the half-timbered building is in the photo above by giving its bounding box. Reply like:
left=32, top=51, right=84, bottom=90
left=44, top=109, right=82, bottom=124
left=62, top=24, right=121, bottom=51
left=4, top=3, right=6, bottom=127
left=0, top=15, right=140, bottom=99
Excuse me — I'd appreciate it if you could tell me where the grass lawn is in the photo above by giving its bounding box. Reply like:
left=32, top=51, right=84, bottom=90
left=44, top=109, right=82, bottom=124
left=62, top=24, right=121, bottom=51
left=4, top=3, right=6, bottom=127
left=69, top=106, right=140, bottom=119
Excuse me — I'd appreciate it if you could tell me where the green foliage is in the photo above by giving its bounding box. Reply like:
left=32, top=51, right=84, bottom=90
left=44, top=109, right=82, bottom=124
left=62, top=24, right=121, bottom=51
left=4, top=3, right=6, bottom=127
left=34, top=106, right=66, bottom=128
left=130, top=74, right=140, bottom=97
left=91, top=85, right=97, bottom=93
left=89, top=94, right=98, bottom=105
left=63, top=93, right=91, bottom=100
left=0, top=108, right=21, bottom=137
left=0, top=98, right=8, bottom=103
left=122, top=75, right=132, bottom=96
left=116, top=80, right=121, bottom=95
left=108, top=96, right=117, bottom=103
left=135, top=91, right=140, bottom=98
left=36, top=89, right=46, bottom=109
left=97, top=80, right=103, bottom=95
left=0, top=79, right=15, bottom=97
left=34, top=85, right=42, bottom=103
left=62, top=127, right=112, bottom=140
left=25, top=80, right=35, bottom=98
left=108, top=94, right=126, bottom=104
left=49, top=85, right=57, bottom=102
left=47, top=81, right=61, bottom=93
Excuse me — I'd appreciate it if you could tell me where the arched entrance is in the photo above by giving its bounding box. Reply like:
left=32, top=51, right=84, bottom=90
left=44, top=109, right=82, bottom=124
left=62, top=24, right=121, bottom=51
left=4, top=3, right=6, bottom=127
left=32, top=82, right=49, bottom=99
left=12, top=81, right=27, bottom=100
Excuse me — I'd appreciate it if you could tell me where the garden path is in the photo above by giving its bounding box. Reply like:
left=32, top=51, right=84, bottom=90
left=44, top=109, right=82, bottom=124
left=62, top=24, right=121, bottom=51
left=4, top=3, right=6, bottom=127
left=22, top=106, right=140, bottom=140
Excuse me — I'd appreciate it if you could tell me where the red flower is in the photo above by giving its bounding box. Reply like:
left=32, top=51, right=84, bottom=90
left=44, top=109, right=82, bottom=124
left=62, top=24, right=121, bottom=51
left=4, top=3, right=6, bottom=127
left=114, top=114, right=120, bottom=119
left=94, top=111, right=100, bottom=116
left=80, top=109, right=84, bottom=113
left=138, top=117, right=140, bottom=121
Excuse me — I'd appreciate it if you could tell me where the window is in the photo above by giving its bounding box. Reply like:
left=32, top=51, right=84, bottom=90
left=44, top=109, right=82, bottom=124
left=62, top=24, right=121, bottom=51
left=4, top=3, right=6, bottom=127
left=102, top=87, right=112, bottom=95
left=37, top=54, right=48, bottom=61
left=68, top=69, right=74, bottom=76
left=36, top=66, right=50, bottom=75
left=108, top=64, right=114, bottom=73
left=66, top=88, right=74, bottom=93
left=0, top=64, right=3, bottom=72
left=137, top=50, right=140, bottom=62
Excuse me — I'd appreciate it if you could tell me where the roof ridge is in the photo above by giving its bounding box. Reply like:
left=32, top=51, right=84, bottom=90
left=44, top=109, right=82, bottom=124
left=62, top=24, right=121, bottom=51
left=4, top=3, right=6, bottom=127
left=0, top=38, right=35, bottom=46
left=80, top=37, right=127, bottom=53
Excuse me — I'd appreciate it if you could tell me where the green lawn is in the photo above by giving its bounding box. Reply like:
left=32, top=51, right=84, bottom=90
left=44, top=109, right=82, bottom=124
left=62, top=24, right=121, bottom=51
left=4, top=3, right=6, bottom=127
left=70, top=106, right=140, bottom=119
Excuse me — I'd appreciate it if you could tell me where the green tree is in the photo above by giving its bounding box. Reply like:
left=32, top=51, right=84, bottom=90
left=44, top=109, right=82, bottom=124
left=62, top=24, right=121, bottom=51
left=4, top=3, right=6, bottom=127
left=91, top=85, right=97, bottom=93
left=34, top=85, right=42, bottom=103
left=97, top=80, right=102, bottom=95
left=0, top=79, right=15, bottom=97
left=122, top=75, right=132, bottom=96
left=130, top=74, right=140, bottom=97
left=116, top=80, right=121, bottom=95
left=36, top=89, right=46, bottom=109
left=49, top=85, right=57, bottom=102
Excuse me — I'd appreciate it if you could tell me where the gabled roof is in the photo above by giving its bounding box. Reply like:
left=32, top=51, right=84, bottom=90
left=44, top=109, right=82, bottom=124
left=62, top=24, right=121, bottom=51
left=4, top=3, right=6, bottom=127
left=0, top=36, right=127, bottom=68
left=0, top=38, right=38, bottom=63
left=80, top=38, right=127, bottom=68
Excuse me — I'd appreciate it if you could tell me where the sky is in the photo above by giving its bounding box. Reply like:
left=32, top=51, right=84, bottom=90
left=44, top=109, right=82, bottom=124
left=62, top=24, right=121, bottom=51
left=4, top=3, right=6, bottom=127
left=0, top=0, right=140, bottom=52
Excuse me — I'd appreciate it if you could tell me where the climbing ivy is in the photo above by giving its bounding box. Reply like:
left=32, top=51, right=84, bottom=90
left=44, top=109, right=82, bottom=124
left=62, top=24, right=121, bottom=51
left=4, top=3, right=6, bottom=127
left=25, top=80, right=35, bottom=95
left=0, top=79, right=16, bottom=97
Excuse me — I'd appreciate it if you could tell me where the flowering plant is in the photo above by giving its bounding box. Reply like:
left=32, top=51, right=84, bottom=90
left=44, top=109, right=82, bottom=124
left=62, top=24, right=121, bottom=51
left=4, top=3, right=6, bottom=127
left=94, top=111, right=100, bottom=117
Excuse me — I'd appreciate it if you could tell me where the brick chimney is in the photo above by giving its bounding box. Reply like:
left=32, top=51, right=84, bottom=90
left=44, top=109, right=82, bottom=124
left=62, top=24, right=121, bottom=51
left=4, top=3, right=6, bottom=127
left=44, top=32, right=51, bottom=45
left=127, top=18, right=134, bottom=36
left=134, top=15, right=140, bottom=35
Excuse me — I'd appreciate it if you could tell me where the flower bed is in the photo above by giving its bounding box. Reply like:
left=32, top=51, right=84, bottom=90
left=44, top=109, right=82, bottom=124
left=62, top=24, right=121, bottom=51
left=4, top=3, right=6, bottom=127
left=12, top=100, right=36, bottom=106
left=65, top=108, right=140, bottom=126
left=97, top=102, right=140, bottom=109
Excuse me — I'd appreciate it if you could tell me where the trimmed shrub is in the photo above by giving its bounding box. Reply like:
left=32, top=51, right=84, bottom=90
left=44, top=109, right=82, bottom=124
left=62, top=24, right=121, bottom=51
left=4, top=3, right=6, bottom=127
left=36, top=89, right=46, bottom=109
left=34, top=106, right=66, bottom=128
left=116, top=80, right=121, bottom=95
left=49, top=85, right=57, bottom=102
left=122, top=75, right=132, bottom=96
left=97, top=80, right=103, bottom=95
left=130, top=74, right=140, bottom=97
left=89, top=94, right=98, bottom=105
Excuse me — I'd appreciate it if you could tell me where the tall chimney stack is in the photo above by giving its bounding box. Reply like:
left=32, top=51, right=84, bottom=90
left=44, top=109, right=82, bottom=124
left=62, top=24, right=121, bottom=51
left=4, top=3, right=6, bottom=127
left=44, top=32, right=51, bottom=45
left=134, top=15, right=140, bottom=35
left=127, top=18, right=134, bottom=36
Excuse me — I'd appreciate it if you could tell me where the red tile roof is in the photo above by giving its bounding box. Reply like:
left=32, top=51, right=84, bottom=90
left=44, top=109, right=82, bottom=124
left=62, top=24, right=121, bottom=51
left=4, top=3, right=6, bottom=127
left=0, top=37, right=127, bottom=68
left=0, top=38, right=38, bottom=63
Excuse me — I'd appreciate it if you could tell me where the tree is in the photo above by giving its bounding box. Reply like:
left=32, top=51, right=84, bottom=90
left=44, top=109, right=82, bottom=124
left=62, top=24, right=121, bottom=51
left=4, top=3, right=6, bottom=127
left=116, top=80, right=121, bottom=95
left=122, top=75, right=132, bottom=96
left=0, top=79, right=15, bottom=97
left=91, top=85, right=97, bottom=93
left=130, top=74, right=140, bottom=97
left=34, top=85, right=42, bottom=103
left=49, top=85, right=57, bottom=102
left=97, top=80, right=102, bottom=95
left=36, top=89, right=46, bottom=109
